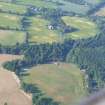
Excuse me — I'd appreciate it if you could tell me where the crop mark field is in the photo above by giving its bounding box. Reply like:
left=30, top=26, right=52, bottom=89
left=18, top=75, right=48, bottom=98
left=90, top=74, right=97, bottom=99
left=22, top=63, right=87, bottom=105
left=0, top=54, right=32, bottom=105
left=62, top=16, right=99, bottom=39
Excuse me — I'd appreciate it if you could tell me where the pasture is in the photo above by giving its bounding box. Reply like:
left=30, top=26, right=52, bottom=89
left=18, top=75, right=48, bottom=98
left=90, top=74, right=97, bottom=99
left=22, top=63, right=87, bottom=105
left=85, top=0, right=104, bottom=5
left=28, top=17, right=59, bottom=43
left=0, top=30, right=26, bottom=45
left=62, top=16, right=99, bottom=39
left=0, top=13, right=22, bottom=29
left=16, top=0, right=58, bottom=9
left=0, top=2, right=27, bottom=14
left=48, top=0, right=90, bottom=15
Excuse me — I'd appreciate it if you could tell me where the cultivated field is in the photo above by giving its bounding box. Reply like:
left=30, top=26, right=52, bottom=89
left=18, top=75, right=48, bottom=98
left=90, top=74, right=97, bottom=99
left=62, top=16, right=99, bottom=39
left=28, top=17, right=59, bottom=43
left=0, top=30, right=26, bottom=45
left=0, top=12, right=22, bottom=29
left=0, top=54, right=32, bottom=105
left=22, top=63, right=87, bottom=105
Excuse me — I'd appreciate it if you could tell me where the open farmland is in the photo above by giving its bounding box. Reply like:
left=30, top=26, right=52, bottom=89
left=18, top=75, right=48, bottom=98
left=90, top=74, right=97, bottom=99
left=0, top=13, right=22, bottom=29
left=3, top=0, right=90, bottom=15
left=85, top=0, right=104, bottom=5
left=0, top=2, right=27, bottom=14
left=48, top=0, right=90, bottom=15
left=28, top=17, right=59, bottom=43
left=62, top=16, right=99, bottom=39
left=0, top=1, right=100, bottom=43
left=0, top=30, right=26, bottom=45
left=22, top=63, right=87, bottom=105
left=0, top=54, right=32, bottom=105
left=58, top=1, right=89, bottom=15
left=16, top=0, right=58, bottom=9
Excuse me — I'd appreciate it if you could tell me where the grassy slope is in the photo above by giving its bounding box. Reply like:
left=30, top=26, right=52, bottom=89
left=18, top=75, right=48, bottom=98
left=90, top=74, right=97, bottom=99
left=28, top=16, right=59, bottom=43
left=0, top=0, right=100, bottom=44
left=0, top=12, right=22, bottom=29
left=16, top=0, right=58, bottom=9
left=85, top=0, right=104, bottom=5
left=22, top=63, right=87, bottom=105
left=0, top=30, right=25, bottom=45
left=0, top=12, right=26, bottom=45
left=47, top=0, right=90, bottom=14
left=62, top=16, right=99, bottom=39
left=0, top=2, right=27, bottom=14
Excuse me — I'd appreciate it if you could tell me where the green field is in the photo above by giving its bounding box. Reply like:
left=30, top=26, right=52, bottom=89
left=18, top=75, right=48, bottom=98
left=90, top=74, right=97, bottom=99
left=0, top=0, right=103, bottom=15
left=85, top=0, right=104, bottom=5
left=47, top=0, right=90, bottom=15
left=0, top=0, right=100, bottom=44
left=62, top=16, right=99, bottom=39
left=22, top=63, right=87, bottom=105
left=1, top=0, right=90, bottom=15
left=16, top=0, right=58, bottom=9
left=58, top=0, right=89, bottom=15
left=28, top=17, right=59, bottom=43
left=0, top=13, right=22, bottom=29
left=0, top=2, right=27, bottom=14
left=0, top=30, right=26, bottom=45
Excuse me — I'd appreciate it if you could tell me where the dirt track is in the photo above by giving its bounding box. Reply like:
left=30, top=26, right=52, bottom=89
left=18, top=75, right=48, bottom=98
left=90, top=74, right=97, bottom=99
left=0, top=54, right=32, bottom=105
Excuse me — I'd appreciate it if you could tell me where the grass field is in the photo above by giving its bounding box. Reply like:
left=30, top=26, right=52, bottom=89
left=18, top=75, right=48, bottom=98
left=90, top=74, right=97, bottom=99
left=62, top=16, right=99, bottom=39
left=0, top=13, right=22, bottom=29
left=28, top=17, right=59, bottom=43
left=0, top=30, right=26, bottom=45
left=0, top=1, right=100, bottom=44
left=0, top=2, right=27, bottom=14
left=16, top=0, right=58, bottom=9
left=0, top=0, right=103, bottom=15
left=22, top=63, right=87, bottom=105
left=49, top=0, right=90, bottom=15
left=58, top=0, right=89, bottom=15
left=85, top=0, right=104, bottom=5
